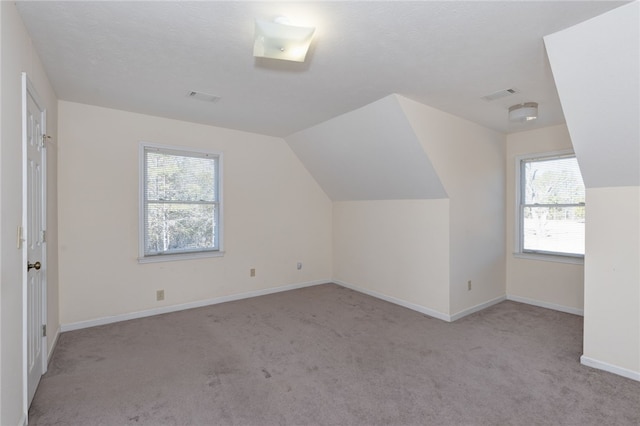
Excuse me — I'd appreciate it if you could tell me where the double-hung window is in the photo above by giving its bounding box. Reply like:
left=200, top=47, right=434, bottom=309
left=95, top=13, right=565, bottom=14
left=139, top=143, right=223, bottom=262
left=517, top=151, right=585, bottom=259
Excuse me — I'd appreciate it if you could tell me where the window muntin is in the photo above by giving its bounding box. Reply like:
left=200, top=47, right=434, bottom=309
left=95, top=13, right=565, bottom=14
left=518, top=153, right=585, bottom=257
left=140, top=144, right=221, bottom=259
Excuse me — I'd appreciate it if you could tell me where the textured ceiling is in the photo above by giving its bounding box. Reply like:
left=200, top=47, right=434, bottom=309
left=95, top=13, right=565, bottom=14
left=16, top=1, right=628, bottom=137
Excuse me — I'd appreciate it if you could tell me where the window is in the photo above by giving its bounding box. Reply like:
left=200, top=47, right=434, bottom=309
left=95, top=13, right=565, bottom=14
left=139, top=143, right=222, bottom=262
left=517, top=152, right=585, bottom=259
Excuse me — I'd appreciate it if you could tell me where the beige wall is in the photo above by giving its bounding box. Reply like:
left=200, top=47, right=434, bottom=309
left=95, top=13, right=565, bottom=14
left=0, top=2, right=59, bottom=424
left=544, top=1, right=639, bottom=380
left=331, top=96, right=505, bottom=320
left=398, top=97, right=506, bottom=316
left=505, top=125, right=584, bottom=313
left=57, top=101, right=332, bottom=325
left=583, top=186, right=639, bottom=376
left=333, top=200, right=450, bottom=316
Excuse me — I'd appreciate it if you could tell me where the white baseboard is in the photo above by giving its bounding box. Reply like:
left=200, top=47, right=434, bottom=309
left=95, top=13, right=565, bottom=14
left=580, top=355, right=640, bottom=382
left=59, top=280, right=585, bottom=334
left=333, top=280, right=451, bottom=322
left=47, top=325, right=61, bottom=364
left=507, top=294, right=584, bottom=316
left=61, top=279, right=329, bottom=332
left=449, top=295, right=507, bottom=322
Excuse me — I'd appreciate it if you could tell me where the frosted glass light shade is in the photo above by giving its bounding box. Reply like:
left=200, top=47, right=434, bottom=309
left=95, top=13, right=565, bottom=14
left=253, top=18, right=315, bottom=62
left=509, top=102, right=538, bottom=122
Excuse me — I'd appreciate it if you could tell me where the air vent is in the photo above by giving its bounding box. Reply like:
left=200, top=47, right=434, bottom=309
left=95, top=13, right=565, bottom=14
left=481, top=88, right=519, bottom=102
left=187, top=91, right=220, bottom=103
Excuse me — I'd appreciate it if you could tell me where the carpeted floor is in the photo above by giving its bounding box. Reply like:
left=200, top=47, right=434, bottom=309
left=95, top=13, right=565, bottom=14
left=30, top=283, right=640, bottom=425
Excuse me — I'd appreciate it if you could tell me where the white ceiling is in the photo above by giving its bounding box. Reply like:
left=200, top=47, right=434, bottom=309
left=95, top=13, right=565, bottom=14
left=16, top=1, right=627, bottom=137
left=545, top=1, right=639, bottom=187
left=287, top=95, right=448, bottom=201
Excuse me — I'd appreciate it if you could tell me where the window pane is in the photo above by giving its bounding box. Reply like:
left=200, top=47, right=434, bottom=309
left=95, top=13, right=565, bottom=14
left=145, top=203, right=216, bottom=255
left=523, top=206, right=585, bottom=255
left=146, top=151, right=216, bottom=202
left=524, top=157, right=585, bottom=204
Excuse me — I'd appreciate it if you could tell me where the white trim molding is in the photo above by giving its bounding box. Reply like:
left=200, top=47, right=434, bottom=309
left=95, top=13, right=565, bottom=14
left=333, top=280, right=451, bottom=322
left=507, top=294, right=584, bottom=316
left=512, top=252, right=584, bottom=265
left=580, top=355, right=640, bottom=382
left=334, top=281, right=508, bottom=322
left=514, top=149, right=585, bottom=260
left=61, top=280, right=329, bottom=332
left=47, top=326, right=61, bottom=364
left=138, top=141, right=224, bottom=263
left=449, top=295, right=507, bottom=322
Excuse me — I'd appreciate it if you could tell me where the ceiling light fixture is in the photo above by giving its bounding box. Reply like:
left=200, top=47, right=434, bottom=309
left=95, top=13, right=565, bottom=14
left=509, top=102, right=538, bottom=122
left=253, top=17, right=315, bottom=62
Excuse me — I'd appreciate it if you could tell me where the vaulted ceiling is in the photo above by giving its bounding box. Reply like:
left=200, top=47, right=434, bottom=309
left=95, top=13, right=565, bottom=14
left=545, top=1, right=640, bottom=188
left=16, top=1, right=628, bottom=137
left=287, top=95, right=447, bottom=201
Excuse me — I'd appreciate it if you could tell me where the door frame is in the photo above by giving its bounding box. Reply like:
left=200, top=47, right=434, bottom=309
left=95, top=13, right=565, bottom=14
left=21, top=72, right=48, bottom=414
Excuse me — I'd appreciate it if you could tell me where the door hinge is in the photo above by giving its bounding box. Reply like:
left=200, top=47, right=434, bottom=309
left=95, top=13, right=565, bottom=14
left=17, top=226, right=24, bottom=249
left=42, top=134, right=51, bottom=147
left=42, top=324, right=47, bottom=337
left=42, top=230, right=46, bottom=243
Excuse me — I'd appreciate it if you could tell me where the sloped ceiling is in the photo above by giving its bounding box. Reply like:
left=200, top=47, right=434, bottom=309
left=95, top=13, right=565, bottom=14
left=286, top=95, right=446, bottom=201
left=545, top=1, right=639, bottom=188
left=15, top=1, right=628, bottom=137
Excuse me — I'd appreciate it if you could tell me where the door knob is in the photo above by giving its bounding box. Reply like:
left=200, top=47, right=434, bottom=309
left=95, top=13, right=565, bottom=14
left=27, top=261, right=41, bottom=271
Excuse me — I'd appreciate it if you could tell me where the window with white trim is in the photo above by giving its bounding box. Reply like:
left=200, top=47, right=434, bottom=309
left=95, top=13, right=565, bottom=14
left=517, top=152, right=585, bottom=258
left=139, top=143, right=222, bottom=262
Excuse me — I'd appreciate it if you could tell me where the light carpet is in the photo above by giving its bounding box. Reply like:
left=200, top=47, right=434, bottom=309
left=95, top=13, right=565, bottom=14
left=29, top=283, right=640, bottom=425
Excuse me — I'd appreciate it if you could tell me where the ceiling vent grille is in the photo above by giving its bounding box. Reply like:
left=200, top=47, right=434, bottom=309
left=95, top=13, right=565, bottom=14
left=481, top=88, right=519, bottom=102
left=187, top=91, right=220, bottom=103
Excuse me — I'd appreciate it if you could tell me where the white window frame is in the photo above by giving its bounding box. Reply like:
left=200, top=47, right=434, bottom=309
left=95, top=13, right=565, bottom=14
left=514, top=149, right=584, bottom=264
left=138, top=142, right=224, bottom=263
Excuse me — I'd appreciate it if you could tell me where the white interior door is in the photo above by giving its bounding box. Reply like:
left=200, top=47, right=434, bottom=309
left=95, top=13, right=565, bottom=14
left=24, top=74, right=47, bottom=406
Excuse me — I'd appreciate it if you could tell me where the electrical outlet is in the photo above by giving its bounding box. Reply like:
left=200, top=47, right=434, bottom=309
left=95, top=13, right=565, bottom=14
left=467, top=280, right=472, bottom=291
left=297, top=262, right=302, bottom=270
left=156, top=289, right=165, bottom=301
left=250, top=268, right=256, bottom=277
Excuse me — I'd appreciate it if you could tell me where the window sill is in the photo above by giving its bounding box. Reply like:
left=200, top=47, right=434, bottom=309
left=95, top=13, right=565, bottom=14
left=513, top=252, right=584, bottom=265
left=138, top=250, right=225, bottom=264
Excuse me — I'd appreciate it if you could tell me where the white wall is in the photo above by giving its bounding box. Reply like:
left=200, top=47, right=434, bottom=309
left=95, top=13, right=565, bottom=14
left=1, top=3, right=5, bottom=418
left=544, top=1, right=639, bottom=189
left=583, top=187, right=639, bottom=377
left=0, top=2, right=58, bottom=424
left=544, top=1, right=639, bottom=380
left=286, top=95, right=446, bottom=201
left=294, top=94, right=505, bottom=320
left=398, top=97, right=506, bottom=316
left=333, top=200, right=450, bottom=318
left=57, top=101, right=332, bottom=326
left=505, top=125, right=584, bottom=313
